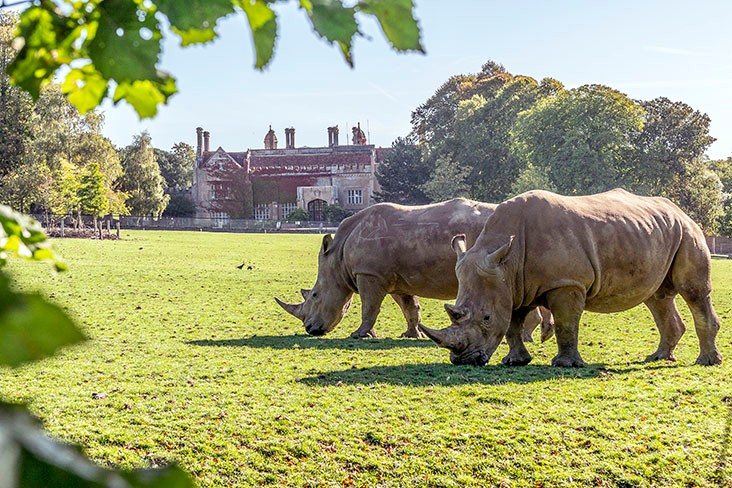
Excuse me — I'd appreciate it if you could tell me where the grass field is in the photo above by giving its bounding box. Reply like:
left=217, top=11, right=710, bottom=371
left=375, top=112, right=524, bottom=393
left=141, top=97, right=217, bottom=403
left=2, top=230, right=732, bottom=487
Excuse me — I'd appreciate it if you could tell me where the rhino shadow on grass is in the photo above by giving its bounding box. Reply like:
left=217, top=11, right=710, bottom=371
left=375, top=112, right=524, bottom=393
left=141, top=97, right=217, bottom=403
left=187, top=334, right=436, bottom=351
left=297, top=362, right=682, bottom=387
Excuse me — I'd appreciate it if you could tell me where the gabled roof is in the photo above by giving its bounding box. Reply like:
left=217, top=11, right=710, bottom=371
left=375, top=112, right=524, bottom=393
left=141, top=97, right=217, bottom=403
left=200, top=147, right=243, bottom=169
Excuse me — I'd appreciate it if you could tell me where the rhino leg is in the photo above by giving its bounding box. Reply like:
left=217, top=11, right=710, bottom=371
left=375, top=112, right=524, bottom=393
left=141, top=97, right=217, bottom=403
left=520, top=307, right=542, bottom=342
left=349, top=274, right=387, bottom=339
left=502, top=308, right=533, bottom=366
left=682, top=292, right=723, bottom=366
left=539, top=306, right=555, bottom=342
left=391, top=294, right=428, bottom=339
left=546, top=287, right=586, bottom=368
left=644, top=295, right=685, bottom=362
left=671, top=243, right=722, bottom=366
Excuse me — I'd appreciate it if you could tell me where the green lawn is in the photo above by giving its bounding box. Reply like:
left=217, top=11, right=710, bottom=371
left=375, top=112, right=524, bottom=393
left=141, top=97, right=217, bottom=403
left=2, top=230, right=732, bottom=487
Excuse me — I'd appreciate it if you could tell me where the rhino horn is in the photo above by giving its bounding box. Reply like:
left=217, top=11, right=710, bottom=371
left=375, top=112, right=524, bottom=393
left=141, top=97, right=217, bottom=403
left=418, top=323, right=464, bottom=350
left=300, top=288, right=311, bottom=300
left=275, top=297, right=304, bottom=320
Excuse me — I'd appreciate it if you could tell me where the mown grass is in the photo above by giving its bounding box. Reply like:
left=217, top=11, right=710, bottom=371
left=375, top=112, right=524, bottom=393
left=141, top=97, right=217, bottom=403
left=2, top=230, right=732, bottom=487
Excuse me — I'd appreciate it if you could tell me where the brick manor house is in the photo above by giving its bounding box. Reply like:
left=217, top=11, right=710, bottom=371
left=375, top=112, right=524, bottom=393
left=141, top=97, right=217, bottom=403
left=191, top=124, right=386, bottom=221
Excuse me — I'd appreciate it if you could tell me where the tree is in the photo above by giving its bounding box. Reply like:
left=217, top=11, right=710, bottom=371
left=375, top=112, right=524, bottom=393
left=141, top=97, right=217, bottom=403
left=77, top=163, right=109, bottom=217
left=509, top=163, right=557, bottom=197
left=374, top=136, right=431, bottom=204
left=630, top=97, right=716, bottom=195
left=323, top=203, right=353, bottom=223
left=449, top=75, right=560, bottom=201
left=0, top=159, right=45, bottom=213
left=0, top=11, right=33, bottom=177
left=709, top=157, right=732, bottom=237
left=156, top=142, right=194, bottom=190
left=511, top=84, right=644, bottom=195
left=286, top=208, right=310, bottom=221
left=412, top=63, right=562, bottom=203
left=119, top=132, right=169, bottom=217
left=163, top=193, right=196, bottom=217
left=5, top=0, right=423, bottom=119
left=420, top=157, right=471, bottom=202
left=665, top=159, right=723, bottom=235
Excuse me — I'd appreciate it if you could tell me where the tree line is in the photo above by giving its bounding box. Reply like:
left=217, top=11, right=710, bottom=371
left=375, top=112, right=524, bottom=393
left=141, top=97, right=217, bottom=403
left=375, top=61, right=732, bottom=236
left=1, top=11, right=194, bottom=220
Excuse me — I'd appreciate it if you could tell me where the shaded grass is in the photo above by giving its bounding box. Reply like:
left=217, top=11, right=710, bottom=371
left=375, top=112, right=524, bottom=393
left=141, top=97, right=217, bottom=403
left=2, top=230, right=732, bottom=487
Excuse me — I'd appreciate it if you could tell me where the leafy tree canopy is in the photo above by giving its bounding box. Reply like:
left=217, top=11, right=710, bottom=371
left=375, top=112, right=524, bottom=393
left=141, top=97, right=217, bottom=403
left=4, top=0, right=423, bottom=119
left=374, top=136, right=430, bottom=204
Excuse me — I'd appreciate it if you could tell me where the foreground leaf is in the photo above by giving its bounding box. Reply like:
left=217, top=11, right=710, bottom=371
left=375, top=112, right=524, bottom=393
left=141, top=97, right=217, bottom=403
left=237, top=0, right=278, bottom=69
left=0, top=205, right=64, bottom=270
left=156, top=0, right=235, bottom=46
left=301, top=0, right=358, bottom=66
left=113, top=76, right=178, bottom=118
left=61, top=65, right=110, bottom=114
left=358, top=0, right=423, bottom=52
left=8, top=6, right=80, bottom=99
left=88, top=0, right=161, bottom=82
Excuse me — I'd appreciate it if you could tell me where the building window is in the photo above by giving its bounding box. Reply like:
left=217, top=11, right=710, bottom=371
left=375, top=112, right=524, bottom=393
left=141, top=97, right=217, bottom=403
left=280, top=202, right=297, bottom=219
left=210, top=212, right=229, bottom=228
left=347, top=189, right=363, bottom=205
left=254, top=204, right=270, bottom=221
left=209, top=182, right=228, bottom=200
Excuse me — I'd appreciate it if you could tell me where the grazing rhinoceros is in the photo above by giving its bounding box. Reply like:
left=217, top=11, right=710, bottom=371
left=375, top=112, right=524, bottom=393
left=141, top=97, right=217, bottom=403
left=420, top=189, right=723, bottom=367
left=275, top=198, right=554, bottom=340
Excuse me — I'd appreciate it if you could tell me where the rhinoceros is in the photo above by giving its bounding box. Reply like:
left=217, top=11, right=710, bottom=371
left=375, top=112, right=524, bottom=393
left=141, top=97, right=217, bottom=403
left=275, top=198, right=554, bottom=340
left=420, top=189, right=723, bottom=367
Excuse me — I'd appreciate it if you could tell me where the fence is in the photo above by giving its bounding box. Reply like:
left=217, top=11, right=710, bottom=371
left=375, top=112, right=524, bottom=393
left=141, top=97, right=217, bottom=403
left=707, top=236, right=732, bottom=256
left=31, top=214, right=339, bottom=237
left=30, top=214, right=732, bottom=252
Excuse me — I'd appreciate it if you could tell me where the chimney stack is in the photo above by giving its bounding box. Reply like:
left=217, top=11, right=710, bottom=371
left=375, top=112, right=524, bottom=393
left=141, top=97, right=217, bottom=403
left=196, top=127, right=203, bottom=158
left=285, top=127, right=295, bottom=149
left=328, top=126, right=339, bottom=147
left=203, top=130, right=210, bottom=153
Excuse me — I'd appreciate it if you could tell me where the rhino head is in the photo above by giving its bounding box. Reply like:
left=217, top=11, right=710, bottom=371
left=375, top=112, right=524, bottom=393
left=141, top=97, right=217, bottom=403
left=420, top=234, right=515, bottom=366
left=275, top=234, right=353, bottom=336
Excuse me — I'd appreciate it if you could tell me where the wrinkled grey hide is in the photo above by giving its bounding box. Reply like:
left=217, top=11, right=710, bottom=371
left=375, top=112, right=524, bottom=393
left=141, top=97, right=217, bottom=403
left=276, top=198, right=553, bottom=339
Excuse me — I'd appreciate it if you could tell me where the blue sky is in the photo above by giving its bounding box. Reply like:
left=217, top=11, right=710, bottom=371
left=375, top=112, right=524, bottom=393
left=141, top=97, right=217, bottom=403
left=99, top=1, right=732, bottom=159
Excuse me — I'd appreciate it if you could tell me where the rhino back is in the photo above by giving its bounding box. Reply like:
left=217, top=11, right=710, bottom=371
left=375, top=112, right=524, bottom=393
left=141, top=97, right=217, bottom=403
left=337, top=199, right=495, bottom=299
left=478, top=189, right=707, bottom=312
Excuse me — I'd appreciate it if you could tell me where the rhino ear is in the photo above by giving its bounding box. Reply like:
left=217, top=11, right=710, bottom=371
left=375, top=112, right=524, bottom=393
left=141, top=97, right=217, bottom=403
left=321, top=234, right=334, bottom=255
left=300, top=288, right=311, bottom=300
left=451, top=234, right=467, bottom=260
left=484, top=235, right=514, bottom=268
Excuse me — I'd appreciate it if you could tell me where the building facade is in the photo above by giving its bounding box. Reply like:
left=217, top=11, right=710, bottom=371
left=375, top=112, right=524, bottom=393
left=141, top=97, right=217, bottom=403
left=191, top=125, right=385, bottom=221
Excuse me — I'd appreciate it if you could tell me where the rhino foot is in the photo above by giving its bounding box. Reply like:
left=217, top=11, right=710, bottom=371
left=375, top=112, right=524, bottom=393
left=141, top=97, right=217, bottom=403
left=501, top=353, right=532, bottom=366
left=645, top=350, right=676, bottom=362
left=350, top=329, right=379, bottom=339
left=695, top=351, right=723, bottom=366
left=551, top=354, right=586, bottom=368
left=401, top=327, right=428, bottom=339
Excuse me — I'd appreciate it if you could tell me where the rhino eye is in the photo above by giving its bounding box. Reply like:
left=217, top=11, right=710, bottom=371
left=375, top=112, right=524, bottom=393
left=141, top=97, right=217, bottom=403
left=483, top=314, right=491, bottom=321
left=311, top=292, right=317, bottom=298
